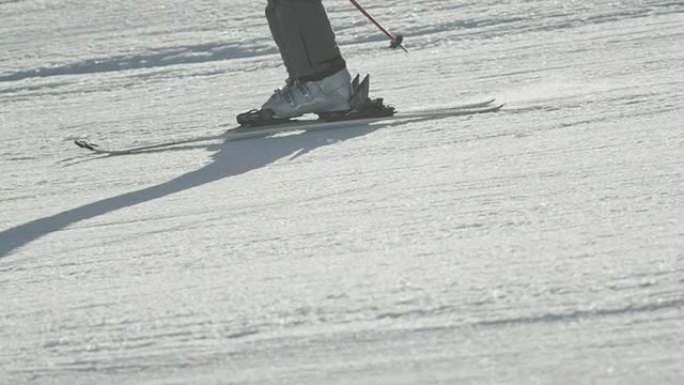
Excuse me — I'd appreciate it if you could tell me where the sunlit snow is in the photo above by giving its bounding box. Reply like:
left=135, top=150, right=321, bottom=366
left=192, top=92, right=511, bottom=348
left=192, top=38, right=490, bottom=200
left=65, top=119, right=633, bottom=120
left=1, top=1, right=683, bottom=384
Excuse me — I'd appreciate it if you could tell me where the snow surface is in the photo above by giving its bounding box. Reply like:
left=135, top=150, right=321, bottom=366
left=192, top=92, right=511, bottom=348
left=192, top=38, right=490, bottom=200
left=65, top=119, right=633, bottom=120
left=1, top=0, right=684, bottom=383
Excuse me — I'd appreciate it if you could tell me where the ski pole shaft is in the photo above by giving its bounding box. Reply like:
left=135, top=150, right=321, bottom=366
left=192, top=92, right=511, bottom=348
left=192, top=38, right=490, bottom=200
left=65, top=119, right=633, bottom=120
left=348, top=0, right=408, bottom=52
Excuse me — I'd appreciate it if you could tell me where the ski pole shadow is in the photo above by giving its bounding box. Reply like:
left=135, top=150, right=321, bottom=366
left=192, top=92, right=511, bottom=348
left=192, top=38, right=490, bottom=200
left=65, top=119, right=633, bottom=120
left=0, top=122, right=385, bottom=259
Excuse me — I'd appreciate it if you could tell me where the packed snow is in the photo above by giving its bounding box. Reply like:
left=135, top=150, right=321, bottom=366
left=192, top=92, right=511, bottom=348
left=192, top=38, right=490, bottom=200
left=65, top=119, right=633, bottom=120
left=1, top=0, right=683, bottom=384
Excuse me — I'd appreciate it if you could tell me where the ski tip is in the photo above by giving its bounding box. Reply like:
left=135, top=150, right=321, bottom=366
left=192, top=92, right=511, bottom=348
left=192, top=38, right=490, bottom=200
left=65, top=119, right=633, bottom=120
left=74, top=140, right=98, bottom=151
left=485, top=104, right=505, bottom=113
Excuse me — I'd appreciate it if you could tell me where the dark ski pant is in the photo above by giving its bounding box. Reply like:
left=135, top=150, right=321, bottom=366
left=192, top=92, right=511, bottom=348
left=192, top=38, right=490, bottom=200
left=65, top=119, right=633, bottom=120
left=266, top=0, right=346, bottom=81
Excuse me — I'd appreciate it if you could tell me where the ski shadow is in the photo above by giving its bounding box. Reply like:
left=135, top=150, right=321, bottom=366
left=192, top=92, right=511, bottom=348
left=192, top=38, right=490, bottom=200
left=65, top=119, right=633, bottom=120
left=0, top=122, right=384, bottom=259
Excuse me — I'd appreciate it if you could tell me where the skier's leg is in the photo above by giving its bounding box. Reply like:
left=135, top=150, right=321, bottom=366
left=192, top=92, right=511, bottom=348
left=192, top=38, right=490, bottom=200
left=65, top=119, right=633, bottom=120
left=265, top=0, right=294, bottom=78
left=266, top=0, right=346, bottom=81
left=260, top=0, right=352, bottom=119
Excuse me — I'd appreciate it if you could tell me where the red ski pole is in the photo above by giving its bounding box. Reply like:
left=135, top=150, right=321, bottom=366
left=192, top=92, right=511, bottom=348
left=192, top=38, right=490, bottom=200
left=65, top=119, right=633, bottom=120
left=348, top=0, right=408, bottom=53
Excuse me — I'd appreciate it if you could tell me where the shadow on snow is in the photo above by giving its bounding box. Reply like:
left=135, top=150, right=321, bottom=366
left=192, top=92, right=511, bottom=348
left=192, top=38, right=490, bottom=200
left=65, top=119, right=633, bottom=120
left=0, top=123, right=379, bottom=259
left=0, top=42, right=276, bottom=83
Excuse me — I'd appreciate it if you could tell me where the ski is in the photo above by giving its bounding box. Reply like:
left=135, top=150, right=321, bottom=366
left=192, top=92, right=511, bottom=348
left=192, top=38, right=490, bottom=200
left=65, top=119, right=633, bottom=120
left=74, top=99, right=502, bottom=156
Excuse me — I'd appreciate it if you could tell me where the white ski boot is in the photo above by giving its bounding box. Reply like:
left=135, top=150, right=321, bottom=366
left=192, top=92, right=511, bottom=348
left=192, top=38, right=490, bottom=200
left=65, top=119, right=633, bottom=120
left=261, top=68, right=352, bottom=119
left=236, top=72, right=395, bottom=127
